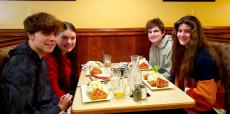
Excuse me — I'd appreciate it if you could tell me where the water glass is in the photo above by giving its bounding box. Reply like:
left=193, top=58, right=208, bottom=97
left=103, top=54, right=111, bottom=67
left=131, top=55, right=139, bottom=65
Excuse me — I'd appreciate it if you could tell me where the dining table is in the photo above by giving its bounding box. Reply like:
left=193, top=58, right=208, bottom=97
left=71, top=63, right=195, bottom=114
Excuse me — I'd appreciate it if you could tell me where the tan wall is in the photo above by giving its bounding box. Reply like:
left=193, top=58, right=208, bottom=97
left=0, top=0, right=230, bottom=29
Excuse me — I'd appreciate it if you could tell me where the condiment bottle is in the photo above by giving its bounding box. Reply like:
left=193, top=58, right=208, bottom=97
left=140, top=84, right=147, bottom=100
left=133, top=84, right=141, bottom=102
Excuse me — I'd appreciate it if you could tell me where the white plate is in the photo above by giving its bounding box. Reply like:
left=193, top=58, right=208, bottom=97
left=91, top=73, right=110, bottom=81
left=140, top=67, right=152, bottom=71
left=142, top=79, right=173, bottom=90
left=84, top=61, right=104, bottom=76
left=81, top=85, right=112, bottom=103
left=85, top=68, right=105, bottom=76
left=95, top=73, right=110, bottom=78
left=142, top=74, right=174, bottom=90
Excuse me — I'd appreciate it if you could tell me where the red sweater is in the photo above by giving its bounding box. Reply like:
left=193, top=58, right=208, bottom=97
left=45, top=54, right=72, bottom=99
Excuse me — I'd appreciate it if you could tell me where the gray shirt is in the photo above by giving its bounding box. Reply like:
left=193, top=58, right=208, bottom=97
left=149, top=35, right=173, bottom=81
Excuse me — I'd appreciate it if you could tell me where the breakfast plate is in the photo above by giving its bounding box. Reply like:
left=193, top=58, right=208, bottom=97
left=142, top=79, right=174, bottom=90
left=85, top=67, right=105, bottom=76
left=81, top=85, right=112, bottom=103
left=142, top=72, right=174, bottom=90
left=91, top=73, right=110, bottom=81
left=84, top=61, right=104, bottom=76
left=139, top=67, right=152, bottom=71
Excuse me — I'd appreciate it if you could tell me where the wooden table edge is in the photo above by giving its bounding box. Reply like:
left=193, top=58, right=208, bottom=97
left=71, top=102, right=195, bottom=114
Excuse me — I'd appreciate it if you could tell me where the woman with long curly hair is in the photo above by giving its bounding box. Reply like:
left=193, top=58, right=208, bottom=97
left=171, top=16, right=225, bottom=114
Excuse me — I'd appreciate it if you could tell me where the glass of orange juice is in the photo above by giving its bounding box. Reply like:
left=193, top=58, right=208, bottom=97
left=110, top=69, right=125, bottom=99
left=114, top=77, right=125, bottom=99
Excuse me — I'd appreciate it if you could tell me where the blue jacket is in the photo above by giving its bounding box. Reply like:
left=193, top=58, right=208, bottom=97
left=0, top=42, right=61, bottom=114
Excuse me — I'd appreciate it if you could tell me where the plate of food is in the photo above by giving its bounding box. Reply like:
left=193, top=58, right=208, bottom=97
left=142, top=72, right=173, bottom=90
left=81, top=81, right=112, bottom=103
left=85, top=61, right=104, bottom=76
left=91, top=73, right=110, bottom=81
left=138, top=57, right=152, bottom=71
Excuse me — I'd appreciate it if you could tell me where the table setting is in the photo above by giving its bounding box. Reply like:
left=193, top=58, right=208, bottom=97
left=71, top=55, right=195, bottom=114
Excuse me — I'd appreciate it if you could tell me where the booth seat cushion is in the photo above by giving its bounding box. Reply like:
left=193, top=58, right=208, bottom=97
left=0, top=44, right=18, bottom=69
left=210, top=42, right=230, bottom=113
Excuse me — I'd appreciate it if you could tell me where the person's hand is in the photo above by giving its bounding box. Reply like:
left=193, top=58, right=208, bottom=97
left=184, top=87, right=190, bottom=93
left=58, top=93, right=73, bottom=111
left=59, top=111, right=67, bottom=114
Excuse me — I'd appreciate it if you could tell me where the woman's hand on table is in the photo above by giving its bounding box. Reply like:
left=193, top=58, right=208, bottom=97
left=184, top=87, right=190, bottom=93
left=58, top=93, right=73, bottom=111
left=59, top=111, right=67, bottom=114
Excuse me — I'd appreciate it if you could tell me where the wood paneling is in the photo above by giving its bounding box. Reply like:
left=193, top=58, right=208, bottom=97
left=76, top=28, right=150, bottom=65
left=0, top=26, right=230, bottom=66
left=0, top=29, right=26, bottom=48
left=203, top=26, right=230, bottom=43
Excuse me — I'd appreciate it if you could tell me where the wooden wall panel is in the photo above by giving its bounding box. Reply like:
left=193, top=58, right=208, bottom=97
left=0, top=27, right=230, bottom=68
left=0, top=29, right=26, bottom=48
left=203, top=26, right=230, bottom=43
left=76, top=28, right=149, bottom=65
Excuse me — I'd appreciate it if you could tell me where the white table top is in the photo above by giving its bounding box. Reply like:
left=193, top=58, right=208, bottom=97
left=71, top=63, right=195, bottom=114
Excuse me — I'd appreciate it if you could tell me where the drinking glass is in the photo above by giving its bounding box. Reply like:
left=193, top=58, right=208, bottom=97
left=103, top=54, right=111, bottom=67
left=110, top=68, right=125, bottom=99
left=130, top=55, right=139, bottom=65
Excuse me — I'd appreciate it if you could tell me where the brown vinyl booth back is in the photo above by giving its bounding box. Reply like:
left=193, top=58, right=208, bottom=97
left=0, top=44, right=18, bottom=73
left=211, top=42, right=230, bottom=113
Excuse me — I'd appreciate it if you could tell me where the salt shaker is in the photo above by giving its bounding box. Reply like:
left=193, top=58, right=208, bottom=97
left=133, top=84, right=141, bottom=102
left=140, top=84, right=147, bottom=100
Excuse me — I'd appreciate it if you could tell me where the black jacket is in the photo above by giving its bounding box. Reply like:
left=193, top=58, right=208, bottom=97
left=0, top=42, right=61, bottom=114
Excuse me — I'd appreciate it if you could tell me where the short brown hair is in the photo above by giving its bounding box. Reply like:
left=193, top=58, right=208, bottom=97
left=145, top=18, right=165, bottom=34
left=23, top=12, right=63, bottom=35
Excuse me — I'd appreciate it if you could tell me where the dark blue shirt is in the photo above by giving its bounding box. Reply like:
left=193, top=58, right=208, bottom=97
left=192, top=48, right=220, bottom=81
